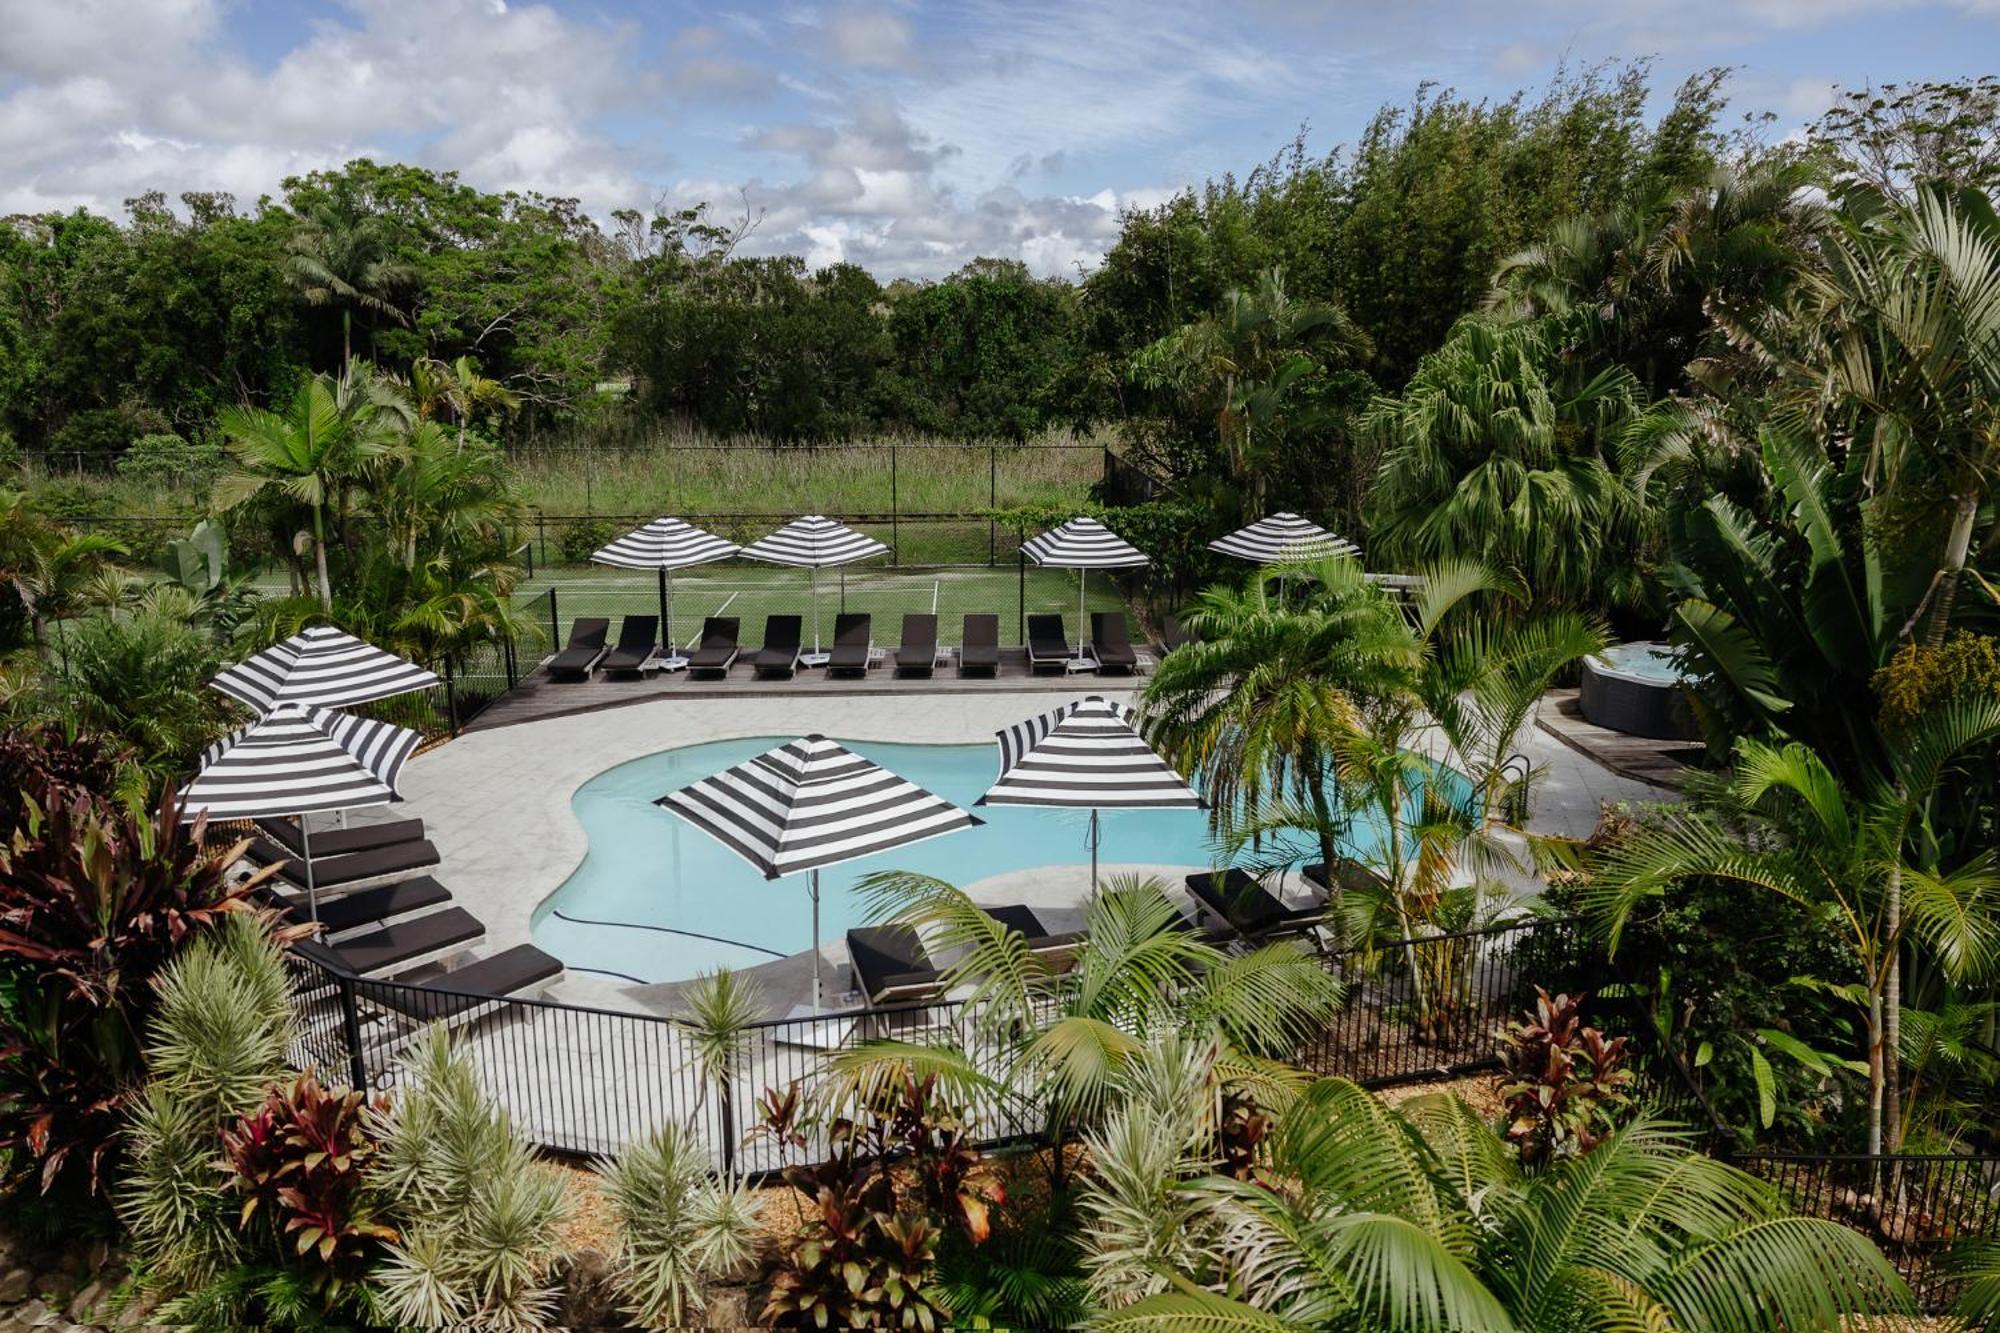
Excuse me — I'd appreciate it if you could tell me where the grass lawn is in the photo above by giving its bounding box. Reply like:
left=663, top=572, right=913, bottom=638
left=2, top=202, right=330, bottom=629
left=517, top=562, right=1137, bottom=655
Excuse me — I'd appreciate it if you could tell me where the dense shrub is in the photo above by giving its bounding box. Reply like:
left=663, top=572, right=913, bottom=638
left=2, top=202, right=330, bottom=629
left=556, top=516, right=617, bottom=565
left=115, top=433, right=228, bottom=490
left=0, top=782, right=269, bottom=1207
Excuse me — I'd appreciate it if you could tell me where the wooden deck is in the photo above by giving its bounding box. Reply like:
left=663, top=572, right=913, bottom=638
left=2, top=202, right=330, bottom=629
left=464, top=647, right=1146, bottom=732
left=1534, top=688, right=1705, bottom=790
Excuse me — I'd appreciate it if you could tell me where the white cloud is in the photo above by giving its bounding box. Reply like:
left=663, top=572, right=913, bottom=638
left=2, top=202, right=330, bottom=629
left=819, top=6, right=919, bottom=71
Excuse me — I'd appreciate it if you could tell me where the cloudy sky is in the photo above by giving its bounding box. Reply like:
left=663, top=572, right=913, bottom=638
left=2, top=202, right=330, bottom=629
left=2, top=0, right=1995, bottom=278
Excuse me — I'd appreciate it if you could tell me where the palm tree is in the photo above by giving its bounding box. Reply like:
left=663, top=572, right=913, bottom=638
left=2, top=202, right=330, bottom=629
left=0, top=490, right=127, bottom=660
left=1089, top=1075, right=1910, bottom=1329
left=1143, top=560, right=1414, bottom=925
left=285, top=202, right=418, bottom=365
left=1364, top=316, right=1656, bottom=611
left=215, top=370, right=393, bottom=612
left=1130, top=268, right=1372, bottom=518
left=412, top=355, right=522, bottom=450
left=369, top=419, right=521, bottom=571
left=1149, top=556, right=1603, bottom=1020
left=1588, top=701, right=2000, bottom=1158
left=1712, top=184, right=2000, bottom=650
left=826, top=874, right=1343, bottom=1171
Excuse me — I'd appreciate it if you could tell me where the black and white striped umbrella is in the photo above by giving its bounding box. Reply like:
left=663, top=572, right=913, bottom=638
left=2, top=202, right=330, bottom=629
left=181, top=703, right=422, bottom=921
left=981, top=696, right=1200, bottom=886
left=210, top=625, right=438, bottom=714
left=591, top=517, right=743, bottom=657
left=657, top=734, right=981, bottom=1009
left=740, top=516, right=890, bottom=655
left=1021, top=518, right=1149, bottom=662
left=1208, top=512, right=1357, bottom=564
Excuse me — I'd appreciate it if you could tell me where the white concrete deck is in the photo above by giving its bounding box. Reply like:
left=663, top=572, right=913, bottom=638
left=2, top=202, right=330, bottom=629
left=396, top=688, right=1668, bottom=1011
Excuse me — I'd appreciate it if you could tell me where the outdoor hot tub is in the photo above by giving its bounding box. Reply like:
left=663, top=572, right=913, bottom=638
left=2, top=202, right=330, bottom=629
left=1580, top=642, right=1697, bottom=740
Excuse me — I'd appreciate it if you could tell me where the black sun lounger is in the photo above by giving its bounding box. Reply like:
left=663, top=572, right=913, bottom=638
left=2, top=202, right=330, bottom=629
left=1186, top=870, right=1325, bottom=941
left=256, top=815, right=426, bottom=859
left=1091, top=612, right=1139, bottom=674
left=827, top=613, right=872, bottom=678
left=272, top=875, right=455, bottom=941
left=305, top=906, right=486, bottom=978
left=1159, top=613, right=1194, bottom=655
left=959, top=614, right=999, bottom=677
left=548, top=617, right=610, bottom=680
left=359, top=944, right=565, bottom=1020
left=250, top=837, right=442, bottom=891
left=983, top=904, right=1085, bottom=968
left=848, top=925, right=944, bottom=1006
left=686, top=617, right=740, bottom=678
left=598, top=615, right=659, bottom=675
left=895, top=614, right=939, bottom=678
left=1303, top=857, right=1386, bottom=898
left=1027, top=614, right=1071, bottom=673
left=753, top=614, right=804, bottom=679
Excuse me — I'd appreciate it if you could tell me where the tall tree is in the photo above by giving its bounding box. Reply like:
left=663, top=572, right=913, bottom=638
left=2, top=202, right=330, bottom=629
left=284, top=202, right=417, bottom=365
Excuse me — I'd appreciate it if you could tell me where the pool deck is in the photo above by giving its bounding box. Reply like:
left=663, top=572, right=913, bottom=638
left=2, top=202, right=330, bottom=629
left=1535, top=688, right=1706, bottom=789
left=465, top=649, right=1146, bottom=733
left=395, top=686, right=1678, bottom=1018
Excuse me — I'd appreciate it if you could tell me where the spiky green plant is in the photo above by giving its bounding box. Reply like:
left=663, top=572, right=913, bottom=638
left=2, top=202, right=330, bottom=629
left=679, top=966, right=765, bottom=1158
left=598, top=1121, right=761, bottom=1327
left=120, top=912, right=297, bottom=1291
left=370, top=1025, right=569, bottom=1330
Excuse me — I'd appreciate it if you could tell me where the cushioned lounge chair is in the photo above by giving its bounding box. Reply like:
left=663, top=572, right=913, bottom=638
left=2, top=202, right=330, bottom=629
left=847, top=925, right=944, bottom=1006
left=1159, top=613, right=1194, bottom=655
left=895, top=614, right=939, bottom=678
left=358, top=944, right=564, bottom=1020
left=753, top=614, right=804, bottom=679
left=249, top=837, right=442, bottom=892
left=686, top=617, right=740, bottom=678
left=299, top=906, right=486, bottom=978
left=958, top=614, right=999, bottom=677
left=1185, top=869, right=1324, bottom=941
left=598, top=615, right=659, bottom=675
left=256, top=815, right=425, bottom=859
left=1026, top=614, right=1071, bottom=673
left=827, top=612, right=872, bottom=678
left=548, top=618, right=610, bottom=680
left=983, top=904, right=1084, bottom=969
left=1302, top=857, right=1385, bottom=898
left=270, top=875, right=455, bottom=942
left=1090, top=611, right=1139, bottom=674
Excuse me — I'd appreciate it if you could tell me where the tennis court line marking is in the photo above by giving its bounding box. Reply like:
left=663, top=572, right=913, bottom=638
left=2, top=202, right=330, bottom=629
left=931, top=580, right=940, bottom=613
left=712, top=591, right=739, bottom=614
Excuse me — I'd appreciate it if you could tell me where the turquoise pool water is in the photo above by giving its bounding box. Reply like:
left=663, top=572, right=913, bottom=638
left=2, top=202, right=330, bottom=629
left=531, top=737, right=1467, bottom=985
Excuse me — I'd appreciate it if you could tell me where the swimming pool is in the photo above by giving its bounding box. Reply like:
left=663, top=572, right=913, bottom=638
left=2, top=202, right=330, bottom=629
left=531, top=736, right=1468, bottom=985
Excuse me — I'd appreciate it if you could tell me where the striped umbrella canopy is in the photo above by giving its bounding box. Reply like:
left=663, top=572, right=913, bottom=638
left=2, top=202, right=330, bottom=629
left=181, top=703, right=422, bottom=922
left=980, top=696, right=1200, bottom=887
left=590, top=517, right=743, bottom=657
left=210, top=625, right=438, bottom=715
left=740, top=516, right=891, bottom=655
left=1020, top=518, right=1150, bottom=662
left=656, top=734, right=982, bottom=1010
left=1208, top=512, right=1357, bottom=564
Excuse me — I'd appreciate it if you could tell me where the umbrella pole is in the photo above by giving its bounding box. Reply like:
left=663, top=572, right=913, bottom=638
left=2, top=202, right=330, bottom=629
left=1077, top=569, right=1087, bottom=660
left=657, top=567, right=669, bottom=651
left=812, top=567, right=822, bottom=655
left=301, top=815, right=320, bottom=925
left=664, top=568, right=676, bottom=657
left=1089, top=808, right=1100, bottom=892
left=809, top=869, right=823, bottom=1014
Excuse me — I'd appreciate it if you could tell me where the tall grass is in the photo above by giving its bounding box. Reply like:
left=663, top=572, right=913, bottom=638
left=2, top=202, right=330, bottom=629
left=507, top=425, right=1107, bottom=516
left=12, top=427, right=1109, bottom=520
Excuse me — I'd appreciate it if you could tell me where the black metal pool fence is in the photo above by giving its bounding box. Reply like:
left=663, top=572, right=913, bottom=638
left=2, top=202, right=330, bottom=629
left=282, top=910, right=2000, bottom=1308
